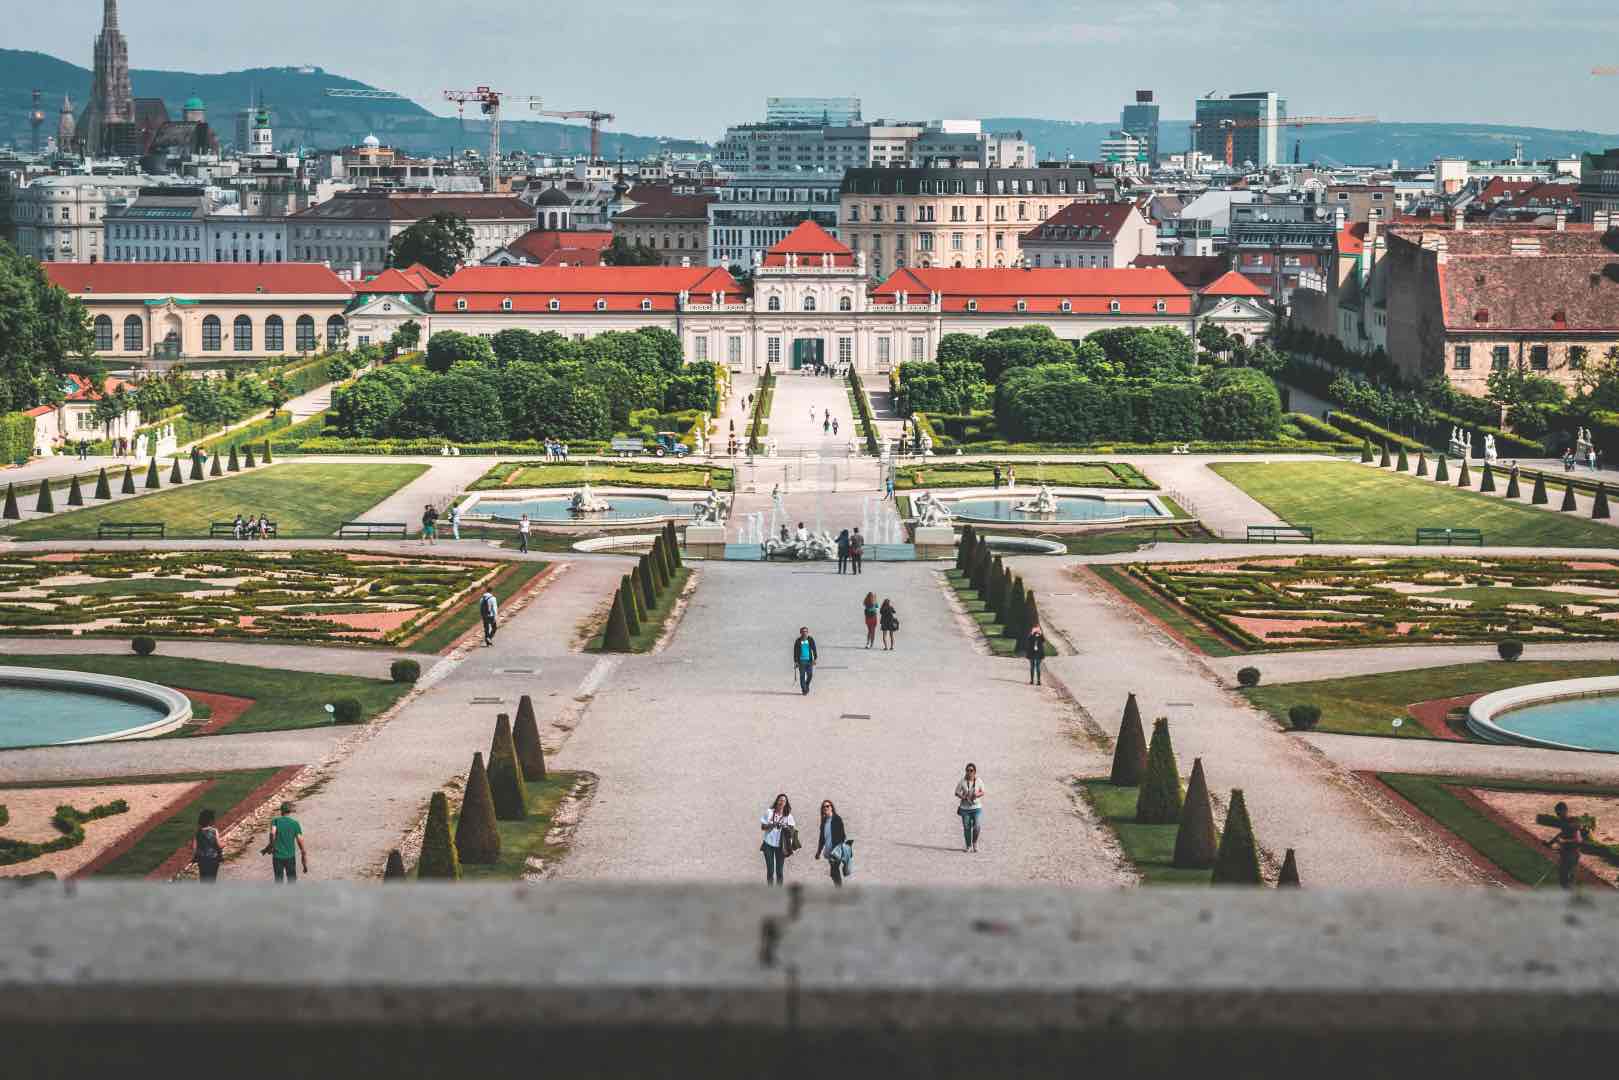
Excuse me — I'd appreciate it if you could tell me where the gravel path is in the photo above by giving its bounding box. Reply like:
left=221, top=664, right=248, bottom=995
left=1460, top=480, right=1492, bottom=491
left=0, top=638, right=432, bottom=678
left=1206, top=642, right=1619, bottom=686
left=0, top=727, right=342, bottom=783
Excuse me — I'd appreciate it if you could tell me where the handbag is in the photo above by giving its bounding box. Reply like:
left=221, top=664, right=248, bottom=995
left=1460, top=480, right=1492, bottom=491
left=784, top=825, right=802, bottom=856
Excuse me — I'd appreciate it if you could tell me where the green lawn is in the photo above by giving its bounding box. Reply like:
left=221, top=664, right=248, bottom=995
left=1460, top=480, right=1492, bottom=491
left=896, top=461, right=1154, bottom=490
left=1, top=654, right=411, bottom=736
left=1091, top=565, right=1241, bottom=657
left=470, top=461, right=733, bottom=492
left=2, top=463, right=429, bottom=540
left=1078, top=779, right=1210, bottom=885
left=589, top=567, right=691, bottom=652
left=441, top=772, right=585, bottom=881
left=408, top=561, right=550, bottom=653
left=1245, top=660, right=1619, bottom=739
left=1211, top=461, right=1619, bottom=547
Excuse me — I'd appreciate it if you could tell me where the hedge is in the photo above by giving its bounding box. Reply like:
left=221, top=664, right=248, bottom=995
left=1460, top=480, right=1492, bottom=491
left=273, top=436, right=610, bottom=456
left=0, top=411, right=35, bottom=463
left=847, top=366, right=881, bottom=455
left=1323, top=410, right=1426, bottom=451
left=994, top=370, right=1281, bottom=444
left=1284, top=412, right=1360, bottom=447
left=1426, top=409, right=1543, bottom=458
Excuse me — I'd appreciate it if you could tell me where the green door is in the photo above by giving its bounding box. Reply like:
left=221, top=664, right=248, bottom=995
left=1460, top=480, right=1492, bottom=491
left=791, top=339, right=824, bottom=370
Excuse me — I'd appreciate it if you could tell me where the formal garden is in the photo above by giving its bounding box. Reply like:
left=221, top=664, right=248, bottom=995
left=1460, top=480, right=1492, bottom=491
left=1119, top=555, right=1619, bottom=651
left=470, top=461, right=734, bottom=492
left=893, top=460, right=1153, bottom=490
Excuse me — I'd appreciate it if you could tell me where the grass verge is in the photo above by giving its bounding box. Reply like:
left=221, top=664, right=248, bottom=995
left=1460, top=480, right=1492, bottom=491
left=944, top=569, right=1054, bottom=657
left=1078, top=779, right=1210, bottom=885
left=896, top=461, right=1154, bottom=490
left=1090, top=565, right=1241, bottom=657
left=406, top=561, right=550, bottom=653
left=469, top=461, right=734, bottom=492
left=589, top=567, right=691, bottom=652
left=446, top=772, right=584, bottom=881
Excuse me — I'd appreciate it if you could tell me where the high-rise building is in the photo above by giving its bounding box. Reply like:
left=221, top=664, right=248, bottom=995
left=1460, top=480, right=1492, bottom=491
left=80, top=0, right=135, bottom=156
left=1194, top=91, right=1287, bottom=168
left=1119, top=90, right=1160, bottom=166
left=764, top=97, right=862, bottom=126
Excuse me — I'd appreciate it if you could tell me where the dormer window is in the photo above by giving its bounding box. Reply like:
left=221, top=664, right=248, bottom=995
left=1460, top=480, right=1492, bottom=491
left=1060, top=300, right=1072, bottom=313
left=1154, top=299, right=1167, bottom=313
left=1109, top=300, right=1121, bottom=313
left=966, top=299, right=978, bottom=312
left=1015, top=299, right=1027, bottom=312
left=501, top=297, right=513, bottom=311
left=548, top=298, right=561, bottom=312
left=595, top=299, right=607, bottom=312
left=455, top=298, right=467, bottom=311
left=641, top=298, right=652, bottom=311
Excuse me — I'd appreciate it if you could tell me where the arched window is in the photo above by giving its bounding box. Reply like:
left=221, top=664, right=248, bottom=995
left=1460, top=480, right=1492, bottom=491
left=234, top=315, right=253, bottom=351
left=1060, top=300, right=1072, bottom=313
left=456, top=298, right=468, bottom=311
left=1108, top=300, right=1121, bottom=314
left=838, top=296, right=852, bottom=311
left=295, top=315, right=316, bottom=352
left=1015, top=299, right=1027, bottom=312
left=123, top=316, right=143, bottom=352
left=767, top=295, right=781, bottom=311
left=201, top=315, right=222, bottom=351
left=803, top=294, right=817, bottom=312
left=326, top=315, right=345, bottom=348
left=1154, top=299, right=1167, bottom=313
left=265, top=316, right=284, bottom=351
left=94, top=315, right=113, bottom=350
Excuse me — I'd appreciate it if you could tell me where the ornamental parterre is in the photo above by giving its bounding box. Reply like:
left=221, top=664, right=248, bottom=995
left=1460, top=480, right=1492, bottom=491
left=0, top=551, right=498, bottom=645
left=1127, top=555, right=1619, bottom=651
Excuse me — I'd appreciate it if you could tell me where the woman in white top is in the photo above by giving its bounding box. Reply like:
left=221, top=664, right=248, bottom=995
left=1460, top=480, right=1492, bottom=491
left=954, top=763, right=984, bottom=853
left=759, top=793, right=795, bottom=886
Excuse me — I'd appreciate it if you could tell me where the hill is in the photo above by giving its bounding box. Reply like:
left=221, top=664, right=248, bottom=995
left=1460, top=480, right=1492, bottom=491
left=0, top=49, right=705, bottom=158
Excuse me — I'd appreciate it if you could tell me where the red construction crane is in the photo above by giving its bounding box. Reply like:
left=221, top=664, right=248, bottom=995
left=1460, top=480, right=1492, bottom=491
left=444, top=86, right=543, bottom=191
left=531, top=107, right=616, bottom=160
left=1191, top=114, right=1378, bottom=167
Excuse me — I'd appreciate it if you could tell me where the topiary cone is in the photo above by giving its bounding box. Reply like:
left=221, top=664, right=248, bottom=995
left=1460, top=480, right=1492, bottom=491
left=1172, top=757, right=1218, bottom=870
left=1479, top=463, right=1496, bottom=493
left=1135, top=717, right=1183, bottom=825
left=1505, top=467, right=1521, bottom=500
left=1531, top=472, right=1548, bottom=505
left=649, top=535, right=670, bottom=590
left=34, top=478, right=54, bottom=513
left=666, top=521, right=683, bottom=569
left=1415, top=451, right=1428, bottom=477
left=956, top=525, right=975, bottom=572
left=1022, top=593, right=1045, bottom=657
left=67, top=474, right=84, bottom=506
left=603, top=584, right=634, bottom=651
left=1396, top=446, right=1409, bottom=472
left=1378, top=443, right=1390, bottom=468
left=1457, top=459, right=1471, bottom=488
left=513, top=694, right=547, bottom=780
left=1595, top=484, right=1611, bottom=520
left=416, top=791, right=461, bottom=879
left=120, top=464, right=135, bottom=494
left=1211, top=789, right=1263, bottom=884
left=628, top=566, right=647, bottom=622
left=144, top=457, right=161, bottom=489
left=1434, top=455, right=1449, bottom=483
left=227, top=444, right=240, bottom=472
left=1561, top=482, right=1578, bottom=512
left=454, top=752, right=501, bottom=864
left=2, top=483, right=18, bottom=520
left=93, top=468, right=111, bottom=500
left=190, top=454, right=204, bottom=480
left=1360, top=438, right=1373, bottom=463
left=986, top=555, right=1006, bottom=614
left=996, top=564, right=1016, bottom=626
left=1110, top=693, right=1149, bottom=785
left=486, top=713, right=528, bottom=821
left=263, top=440, right=273, bottom=464
left=383, top=849, right=407, bottom=881
left=169, top=457, right=183, bottom=484
left=619, top=575, right=641, bottom=636
left=1278, top=848, right=1301, bottom=887
left=244, top=444, right=257, bottom=468
left=1005, top=577, right=1028, bottom=645
left=210, top=452, right=222, bottom=477
left=637, top=555, right=657, bottom=610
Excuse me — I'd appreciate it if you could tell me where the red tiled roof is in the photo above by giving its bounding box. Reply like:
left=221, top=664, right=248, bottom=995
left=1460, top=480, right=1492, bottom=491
left=354, top=268, right=429, bottom=295
left=1503, top=182, right=1579, bottom=209
left=873, top=267, right=1193, bottom=315
left=24, top=405, right=54, bottom=417
left=1337, top=222, right=1368, bottom=256
left=614, top=191, right=716, bottom=221
left=431, top=265, right=740, bottom=313
left=1021, top=202, right=1139, bottom=243
left=504, top=229, right=614, bottom=267
left=1477, top=178, right=1537, bottom=204
left=1130, top=255, right=1228, bottom=289
left=1200, top=270, right=1269, bottom=298
left=401, top=263, right=446, bottom=287
left=768, top=221, right=850, bottom=255
left=1437, top=253, right=1619, bottom=332
left=45, top=263, right=353, bottom=296
left=289, top=192, right=535, bottom=222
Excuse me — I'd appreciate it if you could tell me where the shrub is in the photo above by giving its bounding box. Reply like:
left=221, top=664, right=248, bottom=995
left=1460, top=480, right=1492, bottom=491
left=1378, top=443, right=1390, bottom=468
left=1360, top=438, right=1373, bottom=463
left=332, top=697, right=363, bottom=724
left=244, top=444, right=257, bottom=468
left=66, top=474, right=84, bottom=506
left=1211, top=789, right=1263, bottom=884
left=454, top=752, right=501, bottom=864
left=1134, top=717, right=1183, bottom=824
left=144, top=458, right=161, bottom=489
left=227, top=445, right=240, bottom=472
left=1172, top=757, right=1218, bottom=869
left=486, top=713, right=528, bottom=821
left=1395, top=446, right=1409, bottom=472
left=637, top=556, right=657, bottom=611
left=1288, top=704, right=1322, bottom=730
left=1531, top=472, right=1548, bottom=505
left=34, top=477, right=54, bottom=513
left=1236, top=666, right=1261, bottom=688
left=2, top=483, right=17, bottom=519
left=1457, top=459, right=1471, bottom=487
left=131, top=635, right=156, bottom=656
left=1497, top=638, right=1524, bottom=662
left=1561, top=482, right=1578, bottom=512
left=1415, top=451, right=1428, bottom=477
left=383, top=849, right=407, bottom=881
left=1434, top=455, right=1449, bottom=483
left=190, top=454, right=204, bottom=481
left=210, top=452, right=222, bottom=477
left=1595, top=484, right=1611, bottom=520
left=390, top=658, right=421, bottom=683
left=603, top=584, right=633, bottom=651
left=416, top=791, right=461, bottom=879
left=513, top=693, right=547, bottom=779
left=1110, top=692, right=1148, bottom=785
left=1505, top=467, right=1521, bottom=500
left=1277, top=848, right=1302, bottom=887
left=1480, top=463, right=1496, bottom=493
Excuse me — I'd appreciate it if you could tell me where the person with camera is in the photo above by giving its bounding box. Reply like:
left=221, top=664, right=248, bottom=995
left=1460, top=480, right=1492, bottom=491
left=760, top=793, right=796, bottom=886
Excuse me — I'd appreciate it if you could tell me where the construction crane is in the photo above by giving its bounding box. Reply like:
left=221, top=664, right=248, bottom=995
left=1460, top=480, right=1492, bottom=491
left=530, top=108, right=615, bottom=161
left=1191, top=115, right=1377, bottom=167
left=444, top=87, right=543, bottom=192
left=1595, top=66, right=1619, bottom=76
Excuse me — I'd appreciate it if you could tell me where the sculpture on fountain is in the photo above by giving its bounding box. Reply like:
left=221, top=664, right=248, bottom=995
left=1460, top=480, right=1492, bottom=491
left=1484, top=433, right=1498, bottom=463
left=691, top=488, right=732, bottom=524
left=912, top=490, right=954, bottom=527
left=1012, top=482, right=1059, bottom=516
left=569, top=483, right=613, bottom=514
left=761, top=529, right=839, bottom=561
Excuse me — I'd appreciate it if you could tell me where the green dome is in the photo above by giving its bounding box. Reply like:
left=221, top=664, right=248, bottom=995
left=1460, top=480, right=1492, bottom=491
left=184, top=95, right=205, bottom=111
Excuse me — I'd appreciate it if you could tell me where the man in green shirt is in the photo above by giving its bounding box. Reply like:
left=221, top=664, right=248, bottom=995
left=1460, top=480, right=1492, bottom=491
left=266, top=802, right=308, bottom=883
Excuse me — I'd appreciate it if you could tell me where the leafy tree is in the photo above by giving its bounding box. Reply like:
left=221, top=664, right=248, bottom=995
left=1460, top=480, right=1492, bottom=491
left=424, top=330, right=496, bottom=373
left=602, top=236, right=663, bottom=266
left=386, top=319, right=422, bottom=358
left=934, top=333, right=980, bottom=366
left=1197, top=322, right=1235, bottom=357
left=387, top=212, right=474, bottom=276
left=1087, top=327, right=1196, bottom=381
left=332, top=374, right=408, bottom=437
left=0, top=239, right=96, bottom=415
left=394, top=374, right=504, bottom=442
left=90, top=391, right=127, bottom=440
left=635, top=327, right=686, bottom=374
left=499, top=369, right=611, bottom=440
left=266, top=373, right=291, bottom=420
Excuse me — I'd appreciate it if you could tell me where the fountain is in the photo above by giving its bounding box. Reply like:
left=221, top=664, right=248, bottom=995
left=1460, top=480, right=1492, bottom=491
left=1012, top=483, right=1059, bottom=516
left=691, top=489, right=731, bottom=524
left=569, top=482, right=614, bottom=515
left=912, top=490, right=954, bottom=527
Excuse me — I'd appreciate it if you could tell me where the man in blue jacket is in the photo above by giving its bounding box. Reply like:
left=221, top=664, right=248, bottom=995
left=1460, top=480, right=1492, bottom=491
left=792, top=627, right=818, bottom=694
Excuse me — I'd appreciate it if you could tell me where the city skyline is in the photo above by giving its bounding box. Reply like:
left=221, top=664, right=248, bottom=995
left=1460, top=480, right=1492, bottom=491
left=20, top=0, right=1619, bottom=139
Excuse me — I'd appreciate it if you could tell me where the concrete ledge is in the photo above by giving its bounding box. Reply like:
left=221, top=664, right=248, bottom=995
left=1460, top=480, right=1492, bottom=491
left=0, top=664, right=191, bottom=744
left=1468, top=675, right=1619, bottom=751
left=6, top=884, right=1619, bottom=1075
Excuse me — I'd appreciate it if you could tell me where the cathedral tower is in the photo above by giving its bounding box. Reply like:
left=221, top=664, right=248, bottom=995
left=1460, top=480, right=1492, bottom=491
left=81, top=0, right=134, bottom=155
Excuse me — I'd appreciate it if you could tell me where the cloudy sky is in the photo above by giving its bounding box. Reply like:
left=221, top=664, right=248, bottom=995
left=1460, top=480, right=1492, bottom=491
left=31, top=0, right=1619, bottom=137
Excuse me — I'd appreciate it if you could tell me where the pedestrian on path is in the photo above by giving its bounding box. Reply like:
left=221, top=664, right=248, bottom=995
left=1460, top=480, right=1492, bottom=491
left=479, top=586, right=499, bottom=645
left=1025, top=623, right=1046, bottom=685
left=793, top=626, right=818, bottom=694
left=955, top=764, right=984, bottom=852
left=760, top=794, right=795, bottom=885
left=264, top=802, right=308, bottom=882
left=862, top=592, right=879, bottom=648
left=191, top=808, right=223, bottom=883
left=421, top=504, right=438, bottom=544
left=1544, top=801, right=1587, bottom=888
left=836, top=528, right=851, bottom=574
left=832, top=419, right=839, bottom=436
left=449, top=503, right=462, bottom=541
left=993, top=464, right=1002, bottom=489
left=815, top=800, right=851, bottom=887
left=518, top=513, right=531, bottom=554
left=884, top=471, right=895, bottom=500
left=849, top=527, right=865, bottom=573
left=824, top=416, right=831, bottom=434
left=879, top=598, right=899, bottom=651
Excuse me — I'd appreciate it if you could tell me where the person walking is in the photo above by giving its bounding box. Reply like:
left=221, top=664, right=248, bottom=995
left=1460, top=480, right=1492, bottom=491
left=479, top=586, right=499, bottom=646
left=955, top=764, right=984, bottom=853
left=760, top=794, right=795, bottom=885
left=832, top=419, right=839, bottom=437
left=517, top=513, right=531, bottom=554
left=862, top=592, right=879, bottom=648
left=879, top=598, right=899, bottom=651
left=884, top=470, right=895, bottom=501
left=421, top=504, right=438, bottom=545
left=849, top=527, right=865, bottom=574
left=823, top=415, right=831, bottom=435
left=836, top=528, right=851, bottom=575
left=992, top=464, right=1002, bottom=490
left=793, top=626, right=818, bottom=694
left=191, top=808, right=224, bottom=883
left=1025, top=623, right=1046, bottom=685
left=264, top=801, right=308, bottom=883
left=1544, top=801, right=1588, bottom=888
left=815, top=800, right=850, bottom=888
left=449, top=502, right=463, bottom=541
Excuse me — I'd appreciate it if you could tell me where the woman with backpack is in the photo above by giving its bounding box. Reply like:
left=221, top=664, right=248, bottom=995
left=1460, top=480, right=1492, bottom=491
left=760, top=793, right=796, bottom=885
left=862, top=592, right=879, bottom=648
left=879, top=598, right=899, bottom=651
left=814, top=800, right=852, bottom=887
left=191, top=808, right=224, bottom=882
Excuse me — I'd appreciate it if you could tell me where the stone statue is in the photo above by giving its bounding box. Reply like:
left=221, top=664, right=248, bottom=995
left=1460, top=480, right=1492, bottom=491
left=1484, top=433, right=1498, bottom=463
left=913, top=490, right=954, bottom=527
left=1012, top=483, right=1059, bottom=516
left=569, top=483, right=613, bottom=514
left=761, top=529, right=839, bottom=561
left=691, top=488, right=732, bottom=524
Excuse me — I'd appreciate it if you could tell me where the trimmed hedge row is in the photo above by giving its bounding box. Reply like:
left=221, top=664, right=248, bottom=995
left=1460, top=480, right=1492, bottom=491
left=847, top=366, right=881, bottom=455
left=994, top=368, right=1282, bottom=444
left=1284, top=412, right=1360, bottom=447
left=272, top=436, right=610, bottom=456
left=1323, top=410, right=1426, bottom=451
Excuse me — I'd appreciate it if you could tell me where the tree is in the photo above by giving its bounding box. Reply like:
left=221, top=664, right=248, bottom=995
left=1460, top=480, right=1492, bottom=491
left=387, top=212, right=474, bottom=276
left=90, top=392, right=126, bottom=440
left=497, top=368, right=611, bottom=441
left=513, top=694, right=547, bottom=779
left=0, top=238, right=97, bottom=416
left=1110, top=693, right=1148, bottom=785
left=266, top=372, right=291, bottom=420
left=486, top=713, right=528, bottom=821
left=1210, top=789, right=1263, bottom=884
left=1172, top=758, right=1218, bottom=869
left=1134, top=717, right=1182, bottom=824
left=227, top=444, right=240, bottom=472
left=1396, top=446, right=1409, bottom=472
left=387, top=319, right=422, bottom=358
left=424, top=330, right=496, bottom=374
left=1416, top=451, right=1428, bottom=477
left=1197, top=322, right=1235, bottom=358
left=454, top=752, right=501, bottom=864
left=602, top=235, right=663, bottom=266
left=1480, top=463, right=1496, bottom=493
left=417, top=791, right=461, bottom=879
left=394, top=374, right=505, bottom=442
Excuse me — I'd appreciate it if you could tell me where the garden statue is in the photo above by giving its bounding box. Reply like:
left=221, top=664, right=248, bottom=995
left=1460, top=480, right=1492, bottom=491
left=1012, top=482, right=1059, bottom=516
left=761, top=529, right=839, bottom=561
left=691, top=488, right=732, bottom=524
left=919, top=430, right=934, bottom=456
left=569, top=483, right=613, bottom=514
left=1484, top=433, right=1498, bottom=463
left=913, top=490, right=954, bottom=527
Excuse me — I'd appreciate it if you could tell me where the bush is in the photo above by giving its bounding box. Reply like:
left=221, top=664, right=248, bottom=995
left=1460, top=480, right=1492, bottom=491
left=454, top=752, right=501, bottom=864
left=1277, top=848, right=1302, bottom=887
left=1110, top=692, right=1148, bottom=785
left=332, top=697, right=363, bottom=724
left=131, top=635, right=156, bottom=656
left=486, top=713, right=528, bottom=821
left=1134, top=717, right=1182, bottom=824
left=1497, top=638, right=1524, bottom=662
left=1172, top=757, right=1218, bottom=870
left=390, top=658, right=421, bottom=683
left=513, top=693, right=547, bottom=779
left=1236, top=666, right=1261, bottom=688
left=1288, top=704, right=1322, bottom=731
left=416, top=791, right=461, bottom=879
left=1211, top=789, right=1263, bottom=884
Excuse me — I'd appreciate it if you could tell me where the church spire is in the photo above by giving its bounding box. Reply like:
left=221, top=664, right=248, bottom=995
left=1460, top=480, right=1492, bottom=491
left=104, top=0, right=119, bottom=30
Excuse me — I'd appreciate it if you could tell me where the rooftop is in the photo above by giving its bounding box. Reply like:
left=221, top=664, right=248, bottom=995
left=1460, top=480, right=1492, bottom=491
left=45, top=262, right=354, bottom=296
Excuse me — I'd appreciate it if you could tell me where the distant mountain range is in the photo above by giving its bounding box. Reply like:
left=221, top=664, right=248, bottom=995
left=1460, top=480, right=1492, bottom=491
left=4, top=47, right=1616, bottom=170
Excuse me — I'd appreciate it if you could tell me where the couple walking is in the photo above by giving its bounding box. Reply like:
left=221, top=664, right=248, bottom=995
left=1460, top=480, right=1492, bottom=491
left=760, top=794, right=853, bottom=886
left=862, top=593, right=898, bottom=650
left=835, top=528, right=865, bottom=574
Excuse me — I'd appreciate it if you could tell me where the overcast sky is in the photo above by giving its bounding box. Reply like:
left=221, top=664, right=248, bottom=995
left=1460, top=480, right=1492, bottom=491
left=28, top=0, right=1619, bottom=137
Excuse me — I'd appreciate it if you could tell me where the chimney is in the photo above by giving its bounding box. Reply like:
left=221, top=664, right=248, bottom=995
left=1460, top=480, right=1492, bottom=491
left=1554, top=207, right=1568, bottom=232
left=1452, top=211, right=1464, bottom=233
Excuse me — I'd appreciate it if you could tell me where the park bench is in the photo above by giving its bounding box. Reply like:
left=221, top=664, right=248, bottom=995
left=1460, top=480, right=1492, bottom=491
left=1416, top=527, right=1483, bottom=546
left=97, top=521, right=164, bottom=540
left=209, top=520, right=279, bottom=539
left=337, top=521, right=409, bottom=540
left=609, top=437, right=645, bottom=457
left=1246, top=524, right=1314, bottom=543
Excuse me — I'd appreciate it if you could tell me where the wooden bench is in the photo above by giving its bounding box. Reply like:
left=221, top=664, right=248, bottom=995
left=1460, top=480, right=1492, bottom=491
left=97, top=521, right=165, bottom=539
left=609, top=437, right=645, bottom=457
left=1246, top=524, right=1314, bottom=543
left=337, top=521, right=409, bottom=540
left=209, top=520, right=278, bottom=539
left=1416, top=527, right=1483, bottom=546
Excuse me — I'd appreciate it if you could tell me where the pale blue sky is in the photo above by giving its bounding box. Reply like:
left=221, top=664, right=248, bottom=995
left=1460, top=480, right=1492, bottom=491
left=25, top=0, right=1619, bottom=137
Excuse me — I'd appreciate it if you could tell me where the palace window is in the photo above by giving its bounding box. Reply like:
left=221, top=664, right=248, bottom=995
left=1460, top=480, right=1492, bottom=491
left=501, top=298, right=513, bottom=311
left=877, top=337, right=891, bottom=365
left=1060, top=300, right=1072, bottom=313
left=457, top=298, right=468, bottom=311
left=767, top=337, right=782, bottom=364
left=693, top=337, right=708, bottom=361
left=234, top=315, right=253, bottom=351
left=265, top=316, right=283, bottom=351
left=548, top=299, right=560, bottom=311
left=838, top=337, right=852, bottom=365
left=967, top=300, right=978, bottom=312
left=296, top=316, right=316, bottom=351
left=768, top=295, right=782, bottom=311
left=910, top=337, right=926, bottom=361
left=327, top=316, right=345, bottom=348
left=1155, top=300, right=1167, bottom=313
left=1453, top=346, right=1471, bottom=370
left=202, top=315, right=222, bottom=351
left=641, top=299, right=652, bottom=311
left=728, top=336, right=743, bottom=365
left=1016, top=299, right=1027, bottom=312
left=1492, top=346, right=1510, bottom=370
left=839, top=296, right=852, bottom=311
left=94, top=315, right=113, bottom=351
left=595, top=299, right=607, bottom=311
left=1530, top=345, right=1549, bottom=370
left=804, top=295, right=817, bottom=311
left=1109, top=300, right=1121, bottom=314
left=123, top=316, right=143, bottom=352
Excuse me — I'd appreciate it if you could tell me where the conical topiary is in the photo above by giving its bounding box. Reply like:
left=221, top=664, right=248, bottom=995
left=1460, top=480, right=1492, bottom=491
left=637, top=554, right=657, bottom=610
left=1378, top=443, right=1390, bottom=468
left=1415, top=451, right=1428, bottom=477
left=263, top=440, right=273, bottom=464
left=1278, top=848, right=1301, bottom=887
left=227, top=445, right=240, bottom=472
left=1479, top=463, right=1495, bottom=493
left=210, top=452, right=222, bottom=477
left=34, top=478, right=54, bottom=513
left=144, top=457, right=160, bottom=489
left=513, top=694, right=546, bottom=780
left=169, top=457, right=183, bottom=484
left=383, top=849, right=407, bottom=881
left=2, top=483, right=18, bottom=520
left=986, top=556, right=1006, bottom=615
left=1531, top=472, right=1548, bottom=505
left=1135, top=717, right=1183, bottom=824
left=1023, top=592, right=1044, bottom=658
left=244, top=444, right=257, bottom=468
left=1561, top=482, right=1578, bottom=512
left=453, top=752, right=501, bottom=864
left=1506, top=467, right=1521, bottom=500
left=1595, top=484, right=1611, bottom=520
left=996, top=564, right=1016, bottom=627
left=1110, top=693, right=1149, bottom=785
left=94, top=468, right=111, bottom=500
left=1360, top=438, right=1373, bottom=463
left=1172, top=757, right=1218, bottom=870
left=971, top=543, right=992, bottom=593
left=1005, top=577, right=1028, bottom=644
left=627, top=564, right=647, bottom=623
left=665, top=521, right=682, bottom=569
left=416, top=791, right=461, bottom=879
left=120, top=464, right=135, bottom=494
left=649, top=536, right=670, bottom=590
left=620, top=574, right=641, bottom=636
left=190, top=454, right=204, bottom=480
left=487, top=713, right=528, bottom=821
left=603, top=584, right=633, bottom=651
left=66, top=474, right=83, bottom=506
left=1211, top=789, right=1263, bottom=884
left=957, top=525, right=976, bottom=572
left=1457, top=459, right=1471, bottom=487
left=1434, top=455, right=1449, bottom=483
left=1396, top=446, right=1409, bottom=472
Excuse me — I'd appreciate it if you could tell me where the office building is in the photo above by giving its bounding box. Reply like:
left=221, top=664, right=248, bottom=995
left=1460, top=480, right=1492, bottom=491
left=1120, top=90, right=1160, bottom=165
left=708, top=172, right=843, bottom=270
left=1194, top=91, right=1287, bottom=168
left=765, top=97, right=862, bottom=126
left=1577, top=148, right=1619, bottom=221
